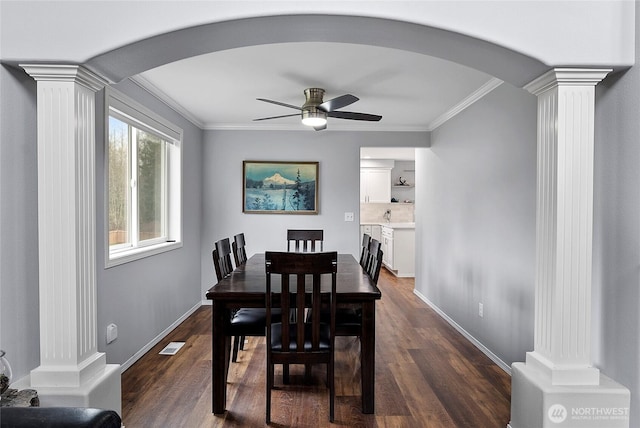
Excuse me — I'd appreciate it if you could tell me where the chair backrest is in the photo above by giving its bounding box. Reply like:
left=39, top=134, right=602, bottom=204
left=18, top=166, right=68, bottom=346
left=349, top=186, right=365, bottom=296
left=359, top=233, right=371, bottom=266
left=232, top=233, right=247, bottom=266
left=286, top=229, right=324, bottom=252
left=265, top=251, right=337, bottom=354
left=364, top=238, right=381, bottom=277
left=367, top=247, right=384, bottom=285
left=212, top=238, right=234, bottom=281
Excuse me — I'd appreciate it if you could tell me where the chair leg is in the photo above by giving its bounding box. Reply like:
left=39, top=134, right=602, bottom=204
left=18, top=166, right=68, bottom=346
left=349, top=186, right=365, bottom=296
left=239, top=335, right=246, bottom=350
left=266, top=360, right=273, bottom=424
left=232, top=335, right=241, bottom=362
left=283, top=364, right=290, bottom=384
left=305, top=364, right=312, bottom=382
left=329, top=359, right=335, bottom=422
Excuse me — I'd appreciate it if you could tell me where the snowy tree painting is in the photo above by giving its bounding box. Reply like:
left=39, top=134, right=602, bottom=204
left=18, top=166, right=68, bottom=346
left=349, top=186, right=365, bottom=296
left=243, top=161, right=318, bottom=214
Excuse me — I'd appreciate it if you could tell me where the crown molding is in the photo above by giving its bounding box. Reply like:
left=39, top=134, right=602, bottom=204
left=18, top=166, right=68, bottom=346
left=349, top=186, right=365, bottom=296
left=129, top=75, right=205, bottom=129
left=202, top=122, right=430, bottom=132
left=427, top=77, right=503, bottom=131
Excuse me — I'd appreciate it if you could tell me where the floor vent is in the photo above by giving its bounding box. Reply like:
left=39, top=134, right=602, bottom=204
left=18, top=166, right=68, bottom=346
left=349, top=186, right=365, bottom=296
left=159, top=341, right=185, bottom=356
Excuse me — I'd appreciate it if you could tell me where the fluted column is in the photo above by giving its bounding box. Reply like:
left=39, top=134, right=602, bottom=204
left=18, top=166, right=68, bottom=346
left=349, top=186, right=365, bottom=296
left=20, top=64, right=120, bottom=412
left=523, top=68, right=611, bottom=385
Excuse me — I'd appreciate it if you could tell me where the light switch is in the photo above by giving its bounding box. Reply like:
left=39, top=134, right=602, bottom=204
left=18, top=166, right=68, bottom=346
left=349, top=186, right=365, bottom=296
left=107, top=323, right=118, bottom=344
left=344, top=212, right=354, bottom=222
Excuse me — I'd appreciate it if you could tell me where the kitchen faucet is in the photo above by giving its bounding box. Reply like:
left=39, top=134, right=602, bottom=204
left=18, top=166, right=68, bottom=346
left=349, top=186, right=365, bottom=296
left=383, top=209, right=391, bottom=223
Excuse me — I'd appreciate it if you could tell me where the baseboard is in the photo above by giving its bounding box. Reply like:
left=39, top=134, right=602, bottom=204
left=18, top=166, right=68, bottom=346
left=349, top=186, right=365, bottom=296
left=120, top=301, right=203, bottom=373
left=413, top=289, right=512, bottom=375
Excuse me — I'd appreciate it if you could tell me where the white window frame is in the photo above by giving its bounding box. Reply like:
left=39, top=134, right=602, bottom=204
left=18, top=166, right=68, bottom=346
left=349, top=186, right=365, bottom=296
left=105, top=87, right=182, bottom=267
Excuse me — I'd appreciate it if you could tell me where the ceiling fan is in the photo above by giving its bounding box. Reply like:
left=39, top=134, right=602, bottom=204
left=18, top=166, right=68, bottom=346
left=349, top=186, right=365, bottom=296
left=254, top=88, right=382, bottom=131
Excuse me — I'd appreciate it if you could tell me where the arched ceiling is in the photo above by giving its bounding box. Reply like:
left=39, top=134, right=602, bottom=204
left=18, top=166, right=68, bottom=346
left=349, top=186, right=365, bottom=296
left=88, top=15, right=548, bottom=131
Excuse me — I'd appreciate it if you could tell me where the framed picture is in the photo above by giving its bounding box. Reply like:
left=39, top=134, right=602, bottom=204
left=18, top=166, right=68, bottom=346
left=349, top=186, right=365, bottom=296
left=243, top=161, right=319, bottom=214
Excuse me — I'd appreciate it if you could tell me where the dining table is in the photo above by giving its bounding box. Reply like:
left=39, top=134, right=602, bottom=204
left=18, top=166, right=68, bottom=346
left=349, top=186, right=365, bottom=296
left=206, top=252, right=382, bottom=414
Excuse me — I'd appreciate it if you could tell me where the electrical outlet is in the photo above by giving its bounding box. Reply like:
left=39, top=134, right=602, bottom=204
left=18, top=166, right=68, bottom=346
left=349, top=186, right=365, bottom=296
left=344, top=212, right=354, bottom=222
left=478, top=303, right=484, bottom=318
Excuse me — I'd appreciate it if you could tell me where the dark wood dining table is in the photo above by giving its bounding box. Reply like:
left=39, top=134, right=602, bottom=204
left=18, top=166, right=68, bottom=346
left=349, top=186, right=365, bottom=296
left=206, top=253, right=382, bottom=414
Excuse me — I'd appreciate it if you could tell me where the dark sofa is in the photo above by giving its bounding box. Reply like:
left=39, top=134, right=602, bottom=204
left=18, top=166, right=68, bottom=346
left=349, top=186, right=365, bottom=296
left=0, top=407, right=121, bottom=428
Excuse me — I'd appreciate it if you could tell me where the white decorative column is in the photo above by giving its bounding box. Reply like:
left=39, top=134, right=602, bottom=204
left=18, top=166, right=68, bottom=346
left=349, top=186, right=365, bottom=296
left=20, top=64, right=121, bottom=414
left=509, top=68, right=629, bottom=427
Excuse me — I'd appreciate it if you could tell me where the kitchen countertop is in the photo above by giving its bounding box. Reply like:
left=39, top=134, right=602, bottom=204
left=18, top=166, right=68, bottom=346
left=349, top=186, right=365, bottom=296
left=381, top=222, right=415, bottom=229
left=362, top=222, right=415, bottom=229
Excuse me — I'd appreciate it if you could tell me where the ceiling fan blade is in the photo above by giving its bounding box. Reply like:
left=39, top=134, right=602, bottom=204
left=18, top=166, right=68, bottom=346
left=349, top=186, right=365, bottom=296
left=256, top=98, right=302, bottom=111
left=327, top=111, right=382, bottom=121
left=313, top=123, right=327, bottom=131
left=253, top=113, right=300, bottom=121
left=318, top=94, right=359, bottom=112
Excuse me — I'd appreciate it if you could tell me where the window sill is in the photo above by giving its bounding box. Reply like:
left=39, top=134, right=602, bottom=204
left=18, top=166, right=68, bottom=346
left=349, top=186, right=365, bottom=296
left=106, top=241, right=182, bottom=268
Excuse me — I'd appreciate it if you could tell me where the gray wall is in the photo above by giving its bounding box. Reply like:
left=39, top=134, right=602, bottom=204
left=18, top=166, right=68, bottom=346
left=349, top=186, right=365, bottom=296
left=96, top=79, right=204, bottom=366
left=200, top=130, right=428, bottom=295
left=592, top=3, right=640, bottom=423
left=0, top=65, right=40, bottom=378
left=0, top=68, right=205, bottom=377
left=415, top=82, right=537, bottom=367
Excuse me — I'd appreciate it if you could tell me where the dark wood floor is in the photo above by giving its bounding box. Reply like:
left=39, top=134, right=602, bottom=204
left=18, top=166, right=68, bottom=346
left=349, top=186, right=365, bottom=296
left=122, top=267, right=511, bottom=427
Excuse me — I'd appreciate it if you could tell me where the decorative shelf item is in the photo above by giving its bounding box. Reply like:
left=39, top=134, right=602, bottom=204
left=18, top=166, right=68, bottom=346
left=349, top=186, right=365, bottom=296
left=394, top=176, right=413, bottom=187
left=0, top=388, right=39, bottom=407
left=0, top=350, right=12, bottom=394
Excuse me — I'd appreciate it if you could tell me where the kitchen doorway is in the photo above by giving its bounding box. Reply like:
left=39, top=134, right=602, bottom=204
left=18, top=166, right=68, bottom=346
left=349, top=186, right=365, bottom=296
left=360, top=147, right=416, bottom=278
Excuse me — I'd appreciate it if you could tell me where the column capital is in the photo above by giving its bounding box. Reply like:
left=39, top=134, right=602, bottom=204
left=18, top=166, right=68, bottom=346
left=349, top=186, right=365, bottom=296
left=20, top=64, right=108, bottom=92
left=524, top=68, right=612, bottom=95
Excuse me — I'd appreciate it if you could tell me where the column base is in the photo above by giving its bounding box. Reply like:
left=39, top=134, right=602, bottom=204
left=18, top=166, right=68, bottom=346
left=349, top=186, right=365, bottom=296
left=526, top=351, right=600, bottom=385
left=14, top=364, right=121, bottom=416
left=509, top=362, right=630, bottom=428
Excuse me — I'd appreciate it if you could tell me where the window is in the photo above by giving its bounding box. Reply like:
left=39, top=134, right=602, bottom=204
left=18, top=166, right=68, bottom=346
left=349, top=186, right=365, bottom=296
left=106, top=88, right=182, bottom=266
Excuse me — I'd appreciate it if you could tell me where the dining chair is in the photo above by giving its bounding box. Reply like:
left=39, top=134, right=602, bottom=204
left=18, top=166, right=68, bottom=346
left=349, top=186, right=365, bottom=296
left=212, top=238, right=234, bottom=280
left=359, top=233, right=371, bottom=267
left=332, top=239, right=383, bottom=337
left=286, top=229, right=324, bottom=252
left=363, top=238, right=381, bottom=279
left=265, top=251, right=337, bottom=424
left=232, top=233, right=247, bottom=266
left=365, top=239, right=383, bottom=285
left=231, top=233, right=248, bottom=355
left=213, top=238, right=271, bottom=363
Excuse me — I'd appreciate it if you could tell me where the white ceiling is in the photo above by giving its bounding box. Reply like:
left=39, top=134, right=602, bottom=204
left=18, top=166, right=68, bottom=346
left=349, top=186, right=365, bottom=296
left=135, top=42, right=496, bottom=135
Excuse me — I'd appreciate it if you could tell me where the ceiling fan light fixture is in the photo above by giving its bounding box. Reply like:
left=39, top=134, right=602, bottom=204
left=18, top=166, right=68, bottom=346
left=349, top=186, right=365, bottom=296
left=301, top=110, right=327, bottom=127
left=255, top=87, right=381, bottom=130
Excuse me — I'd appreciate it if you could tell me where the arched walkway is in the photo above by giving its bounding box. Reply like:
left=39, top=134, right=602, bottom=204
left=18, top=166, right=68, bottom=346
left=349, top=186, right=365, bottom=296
left=24, top=12, right=629, bottom=427
left=86, top=14, right=548, bottom=87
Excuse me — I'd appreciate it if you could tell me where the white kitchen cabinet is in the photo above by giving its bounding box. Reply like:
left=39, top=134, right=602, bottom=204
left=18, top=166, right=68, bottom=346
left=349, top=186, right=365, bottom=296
left=361, top=224, right=382, bottom=245
left=361, top=225, right=371, bottom=245
left=381, top=226, right=394, bottom=267
left=380, top=224, right=415, bottom=277
left=360, top=168, right=391, bottom=203
left=371, top=225, right=381, bottom=241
